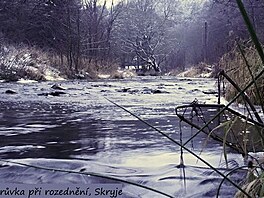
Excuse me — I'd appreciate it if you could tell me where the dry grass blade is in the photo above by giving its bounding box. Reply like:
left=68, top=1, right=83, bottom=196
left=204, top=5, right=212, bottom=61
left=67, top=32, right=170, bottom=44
left=222, top=117, right=239, bottom=168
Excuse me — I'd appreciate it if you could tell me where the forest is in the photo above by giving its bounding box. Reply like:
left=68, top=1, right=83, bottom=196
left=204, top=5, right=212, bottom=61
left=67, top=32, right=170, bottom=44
left=0, top=0, right=263, bottom=79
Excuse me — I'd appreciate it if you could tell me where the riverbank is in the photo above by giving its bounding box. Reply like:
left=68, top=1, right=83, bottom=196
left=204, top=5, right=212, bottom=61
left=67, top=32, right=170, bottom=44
left=177, top=63, right=216, bottom=78
left=0, top=44, right=135, bottom=82
left=1, top=44, right=219, bottom=82
left=0, top=45, right=65, bottom=82
left=219, top=44, right=264, bottom=106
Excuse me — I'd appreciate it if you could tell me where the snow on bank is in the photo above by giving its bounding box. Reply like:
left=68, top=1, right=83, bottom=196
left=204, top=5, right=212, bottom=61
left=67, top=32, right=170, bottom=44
left=177, top=66, right=214, bottom=78
left=176, top=63, right=216, bottom=78
left=98, top=69, right=136, bottom=79
left=0, top=45, right=65, bottom=82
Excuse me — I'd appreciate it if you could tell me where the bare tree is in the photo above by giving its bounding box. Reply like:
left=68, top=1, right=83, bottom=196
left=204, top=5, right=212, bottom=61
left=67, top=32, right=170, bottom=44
left=80, top=0, right=123, bottom=68
left=113, top=0, right=178, bottom=73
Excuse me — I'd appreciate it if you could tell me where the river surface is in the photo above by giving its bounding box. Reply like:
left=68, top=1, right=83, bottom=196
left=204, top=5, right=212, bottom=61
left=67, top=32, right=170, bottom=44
left=0, top=76, right=245, bottom=197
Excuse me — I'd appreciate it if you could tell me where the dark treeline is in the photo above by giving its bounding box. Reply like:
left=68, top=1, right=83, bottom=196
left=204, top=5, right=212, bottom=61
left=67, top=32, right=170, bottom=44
left=202, top=0, right=264, bottom=64
left=0, top=0, right=263, bottom=75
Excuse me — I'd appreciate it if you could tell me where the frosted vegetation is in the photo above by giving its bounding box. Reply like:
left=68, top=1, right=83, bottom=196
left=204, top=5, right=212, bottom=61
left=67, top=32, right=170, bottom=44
left=0, top=45, right=64, bottom=81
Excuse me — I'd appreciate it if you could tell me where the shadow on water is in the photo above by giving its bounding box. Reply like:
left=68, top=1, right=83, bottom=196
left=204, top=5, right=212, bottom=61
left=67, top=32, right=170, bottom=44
left=0, top=101, right=104, bottom=159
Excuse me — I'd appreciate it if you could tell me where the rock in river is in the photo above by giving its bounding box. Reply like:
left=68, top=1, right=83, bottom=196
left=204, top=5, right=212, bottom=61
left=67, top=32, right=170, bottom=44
left=5, top=90, right=17, bottom=94
left=51, top=84, right=67, bottom=90
left=202, top=90, right=218, bottom=95
left=38, top=91, right=67, bottom=97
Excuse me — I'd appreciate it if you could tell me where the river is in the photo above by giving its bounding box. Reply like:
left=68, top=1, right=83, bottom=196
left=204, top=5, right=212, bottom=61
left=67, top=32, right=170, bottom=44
left=0, top=76, right=245, bottom=197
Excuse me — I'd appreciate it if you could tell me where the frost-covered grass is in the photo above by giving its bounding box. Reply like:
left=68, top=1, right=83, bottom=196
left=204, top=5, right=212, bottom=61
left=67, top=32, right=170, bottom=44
left=49, top=54, right=123, bottom=80
left=0, top=44, right=64, bottom=81
left=177, top=62, right=215, bottom=78
left=0, top=43, right=129, bottom=81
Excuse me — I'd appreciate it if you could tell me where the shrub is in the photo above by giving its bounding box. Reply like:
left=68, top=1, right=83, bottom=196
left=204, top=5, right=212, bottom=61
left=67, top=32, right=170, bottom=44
left=0, top=44, right=63, bottom=81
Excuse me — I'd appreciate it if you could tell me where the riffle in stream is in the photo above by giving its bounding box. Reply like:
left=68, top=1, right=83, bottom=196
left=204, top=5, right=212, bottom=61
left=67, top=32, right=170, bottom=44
left=0, top=76, right=246, bottom=197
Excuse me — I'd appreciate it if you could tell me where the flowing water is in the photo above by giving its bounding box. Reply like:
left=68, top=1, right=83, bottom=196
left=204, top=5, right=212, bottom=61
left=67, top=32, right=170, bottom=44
left=0, top=76, right=246, bottom=197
